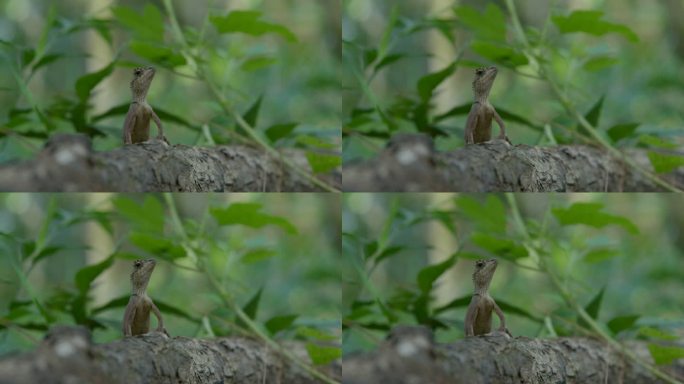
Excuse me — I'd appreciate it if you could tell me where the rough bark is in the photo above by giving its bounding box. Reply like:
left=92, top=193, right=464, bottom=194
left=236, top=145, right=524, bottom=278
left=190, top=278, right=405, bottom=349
left=0, top=134, right=340, bottom=192
left=0, top=326, right=339, bottom=384
left=342, top=326, right=684, bottom=384
left=342, top=134, right=684, bottom=192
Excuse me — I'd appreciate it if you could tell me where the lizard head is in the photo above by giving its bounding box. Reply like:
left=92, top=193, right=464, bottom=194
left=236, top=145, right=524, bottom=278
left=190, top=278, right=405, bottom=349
left=130, top=66, right=156, bottom=102
left=472, top=258, right=498, bottom=293
left=472, top=66, right=498, bottom=102
left=130, top=258, right=157, bottom=295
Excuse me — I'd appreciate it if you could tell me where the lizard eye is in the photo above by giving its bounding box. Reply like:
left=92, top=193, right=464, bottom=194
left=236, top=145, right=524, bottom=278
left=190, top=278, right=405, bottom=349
left=475, top=68, right=484, bottom=75
left=476, top=260, right=484, bottom=268
left=134, top=260, right=143, bottom=268
left=134, top=68, right=143, bottom=76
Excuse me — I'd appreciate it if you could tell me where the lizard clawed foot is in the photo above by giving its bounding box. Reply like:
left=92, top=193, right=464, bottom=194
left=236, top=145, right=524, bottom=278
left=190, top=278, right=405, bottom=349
left=482, top=329, right=512, bottom=339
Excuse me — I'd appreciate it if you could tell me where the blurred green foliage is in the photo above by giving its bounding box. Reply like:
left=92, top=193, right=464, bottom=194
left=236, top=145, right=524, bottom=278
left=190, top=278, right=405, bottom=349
left=0, top=193, right=341, bottom=365
left=342, top=193, right=684, bottom=364
left=342, top=0, right=684, bottom=169
left=0, top=0, right=341, bottom=174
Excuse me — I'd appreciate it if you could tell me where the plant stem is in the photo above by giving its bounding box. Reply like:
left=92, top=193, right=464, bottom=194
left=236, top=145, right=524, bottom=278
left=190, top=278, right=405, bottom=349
left=504, top=0, right=681, bottom=192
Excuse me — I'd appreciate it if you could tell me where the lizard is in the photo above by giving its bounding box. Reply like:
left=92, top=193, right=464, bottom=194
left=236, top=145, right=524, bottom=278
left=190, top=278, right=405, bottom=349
left=122, top=258, right=169, bottom=337
left=464, top=66, right=510, bottom=145
left=122, top=66, right=168, bottom=145
left=464, top=258, right=511, bottom=337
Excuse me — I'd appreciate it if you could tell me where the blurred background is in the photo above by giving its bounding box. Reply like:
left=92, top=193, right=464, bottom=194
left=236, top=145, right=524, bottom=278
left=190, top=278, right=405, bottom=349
left=342, top=193, right=684, bottom=353
left=0, top=193, right=341, bottom=355
left=343, top=0, right=684, bottom=160
left=0, top=0, right=341, bottom=160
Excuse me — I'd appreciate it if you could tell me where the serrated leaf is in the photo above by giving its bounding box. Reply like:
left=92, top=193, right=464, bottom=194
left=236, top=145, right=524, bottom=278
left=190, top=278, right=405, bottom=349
left=306, top=343, right=341, bottom=365
left=607, top=314, right=639, bottom=334
left=552, top=202, right=639, bottom=234
left=241, top=248, right=277, bottom=263
left=75, top=62, right=114, bottom=101
left=241, top=56, right=277, bottom=71
left=417, top=61, right=456, bottom=102
left=210, top=203, right=297, bottom=234
left=583, top=56, right=618, bottom=72
left=456, top=195, right=506, bottom=234
left=607, top=123, right=639, bottom=142
left=112, top=4, right=164, bottom=42
left=306, top=152, right=341, bottom=174
left=265, top=314, right=298, bottom=335
left=647, top=344, right=684, bottom=365
left=129, top=41, right=186, bottom=68
left=74, top=255, right=114, bottom=294
left=112, top=196, right=164, bottom=234
left=265, top=123, right=297, bottom=143
left=471, top=233, right=528, bottom=259
left=583, top=247, right=620, bottom=263
left=210, top=11, right=297, bottom=42
left=552, top=10, right=639, bottom=42
left=585, top=96, right=604, bottom=129
left=647, top=152, right=684, bottom=174
left=471, top=41, right=528, bottom=67
left=454, top=4, right=506, bottom=41
left=416, top=253, right=457, bottom=293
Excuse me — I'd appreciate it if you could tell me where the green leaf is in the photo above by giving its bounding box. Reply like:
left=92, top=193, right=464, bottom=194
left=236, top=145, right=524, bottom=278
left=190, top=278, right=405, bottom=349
left=639, top=135, right=678, bottom=150
left=297, top=327, right=338, bottom=341
left=639, top=327, right=678, bottom=341
left=306, top=152, right=341, bottom=174
left=241, top=248, right=277, bottom=263
left=210, top=203, right=298, bottom=234
left=552, top=10, right=639, bottom=42
left=647, top=152, right=684, bottom=174
left=456, top=195, right=506, bottom=234
left=242, top=96, right=263, bottom=128
left=584, top=96, right=604, bottom=127
left=584, top=287, right=604, bottom=320
left=241, top=56, right=277, bottom=71
left=496, top=299, right=543, bottom=323
left=552, top=202, right=639, bottom=234
left=74, top=255, right=114, bottom=294
left=471, top=233, right=528, bottom=260
left=240, top=287, right=262, bottom=323
left=647, top=344, right=684, bottom=365
left=75, top=62, right=115, bottom=102
left=154, top=300, right=200, bottom=323
left=606, top=314, right=639, bottom=334
left=306, top=343, right=341, bottom=365
left=471, top=41, right=529, bottom=67
left=583, top=247, right=620, bottom=263
left=112, top=196, right=164, bottom=234
left=112, top=4, right=164, bottom=42
left=607, top=123, right=639, bottom=142
left=416, top=253, right=457, bottom=293
left=454, top=4, right=506, bottom=41
left=265, top=123, right=298, bottom=143
left=417, top=61, right=456, bottom=102
left=583, top=56, right=619, bottom=72
left=265, top=314, right=298, bottom=335
left=210, top=10, right=297, bottom=42
left=129, top=233, right=185, bottom=259
left=129, top=41, right=187, bottom=68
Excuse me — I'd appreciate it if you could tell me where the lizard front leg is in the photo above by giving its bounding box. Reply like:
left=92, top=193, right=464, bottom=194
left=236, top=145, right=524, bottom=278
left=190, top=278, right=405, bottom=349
left=122, top=106, right=137, bottom=145
left=493, top=301, right=512, bottom=337
left=122, top=296, right=139, bottom=336
left=464, top=103, right=480, bottom=145
left=150, top=110, right=169, bottom=144
left=492, top=108, right=510, bottom=144
left=464, top=297, right=480, bottom=336
left=150, top=301, right=169, bottom=336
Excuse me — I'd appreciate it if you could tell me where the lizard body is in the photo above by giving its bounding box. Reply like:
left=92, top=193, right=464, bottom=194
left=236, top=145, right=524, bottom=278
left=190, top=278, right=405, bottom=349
left=122, top=259, right=168, bottom=337
left=123, top=66, right=167, bottom=145
left=464, top=66, right=509, bottom=144
left=464, top=259, right=510, bottom=337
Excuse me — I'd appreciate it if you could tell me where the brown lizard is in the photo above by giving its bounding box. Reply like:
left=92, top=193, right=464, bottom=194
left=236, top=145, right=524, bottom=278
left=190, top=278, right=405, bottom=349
left=464, top=66, right=510, bottom=144
left=122, top=66, right=168, bottom=145
left=122, top=259, right=169, bottom=337
left=464, top=259, right=511, bottom=337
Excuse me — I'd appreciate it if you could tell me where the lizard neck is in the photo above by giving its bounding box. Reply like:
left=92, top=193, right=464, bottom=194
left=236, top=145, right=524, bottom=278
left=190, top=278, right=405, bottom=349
left=475, top=91, right=490, bottom=104
left=132, top=93, right=147, bottom=104
left=474, top=284, right=490, bottom=296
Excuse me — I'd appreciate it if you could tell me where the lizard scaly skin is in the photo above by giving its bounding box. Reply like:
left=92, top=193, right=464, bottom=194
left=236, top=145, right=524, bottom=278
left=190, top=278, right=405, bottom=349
left=464, top=66, right=509, bottom=144
left=122, top=66, right=168, bottom=145
left=122, top=259, right=168, bottom=337
left=464, top=259, right=511, bottom=337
